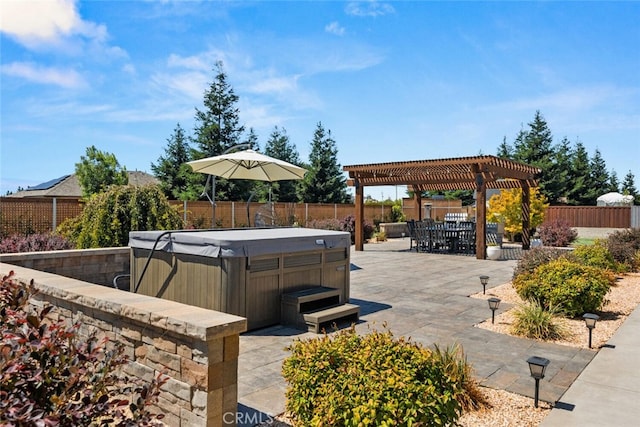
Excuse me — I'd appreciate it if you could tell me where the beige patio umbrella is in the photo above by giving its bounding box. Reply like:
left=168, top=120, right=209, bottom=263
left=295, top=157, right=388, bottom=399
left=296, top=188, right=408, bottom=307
left=187, top=149, right=307, bottom=181
left=187, top=149, right=307, bottom=226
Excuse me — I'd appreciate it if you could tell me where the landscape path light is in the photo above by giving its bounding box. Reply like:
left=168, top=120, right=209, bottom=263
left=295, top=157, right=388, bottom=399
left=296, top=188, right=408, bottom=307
left=583, top=313, right=600, bottom=349
left=526, top=356, right=550, bottom=408
left=479, top=275, right=489, bottom=294
left=488, top=297, right=501, bottom=324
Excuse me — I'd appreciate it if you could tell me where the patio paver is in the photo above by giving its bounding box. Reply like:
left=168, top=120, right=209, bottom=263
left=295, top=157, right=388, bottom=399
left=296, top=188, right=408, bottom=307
left=237, top=238, right=595, bottom=423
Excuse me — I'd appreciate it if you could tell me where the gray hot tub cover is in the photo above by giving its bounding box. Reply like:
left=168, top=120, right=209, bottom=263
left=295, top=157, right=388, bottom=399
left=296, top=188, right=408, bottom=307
left=128, top=228, right=351, bottom=258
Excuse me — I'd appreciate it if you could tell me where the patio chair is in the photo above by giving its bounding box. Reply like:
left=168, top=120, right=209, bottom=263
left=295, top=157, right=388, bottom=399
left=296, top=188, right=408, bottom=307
left=431, top=222, right=448, bottom=252
left=414, top=220, right=433, bottom=252
left=407, top=219, right=417, bottom=251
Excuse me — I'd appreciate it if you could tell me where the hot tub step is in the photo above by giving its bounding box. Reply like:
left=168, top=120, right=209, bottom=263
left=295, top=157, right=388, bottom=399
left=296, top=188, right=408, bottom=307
left=303, top=303, right=360, bottom=334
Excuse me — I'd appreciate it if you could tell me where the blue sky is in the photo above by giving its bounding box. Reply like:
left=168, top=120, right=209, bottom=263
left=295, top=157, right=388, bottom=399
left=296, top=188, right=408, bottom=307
left=1, top=0, right=639, bottom=199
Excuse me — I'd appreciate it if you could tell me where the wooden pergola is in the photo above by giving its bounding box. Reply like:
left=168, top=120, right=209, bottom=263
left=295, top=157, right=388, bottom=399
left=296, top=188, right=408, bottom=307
left=344, top=155, right=541, bottom=259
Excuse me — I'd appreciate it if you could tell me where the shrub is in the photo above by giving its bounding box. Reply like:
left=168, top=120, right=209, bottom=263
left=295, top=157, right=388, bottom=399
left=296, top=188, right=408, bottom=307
left=0, top=232, right=73, bottom=254
left=568, top=242, right=620, bottom=272
left=282, top=326, right=483, bottom=426
left=511, top=300, right=568, bottom=340
left=57, top=184, right=183, bottom=248
left=606, top=228, right=640, bottom=272
left=537, top=218, right=578, bottom=247
left=512, top=258, right=614, bottom=317
left=512, top=247, right=567, bottom=279
left=306, top=218, right=342, bottom=231
left=340, top=214, right=375, bottom=243
left=0, top=271, right=166, bottom=425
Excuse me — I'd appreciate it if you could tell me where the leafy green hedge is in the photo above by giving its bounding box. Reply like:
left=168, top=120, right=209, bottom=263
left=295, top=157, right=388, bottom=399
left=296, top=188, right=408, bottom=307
left=513, top=258, right=614, bottom=317
left=282, top=326, right=485, bottom=426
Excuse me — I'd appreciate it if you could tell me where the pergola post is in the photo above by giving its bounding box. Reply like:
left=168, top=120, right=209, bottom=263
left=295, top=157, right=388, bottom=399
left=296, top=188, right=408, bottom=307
left=521, top=181, right=531, bottom=250
left=475, top=172, right=487, bottom=260
left=354, top=179, right=364, bottom=251
left=414, top=191, right=422, bottom=220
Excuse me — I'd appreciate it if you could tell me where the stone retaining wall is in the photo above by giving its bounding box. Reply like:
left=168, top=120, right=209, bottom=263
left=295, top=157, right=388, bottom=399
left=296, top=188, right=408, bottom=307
left=0, top=247, right=130, bottom=287
left=1, top=263, right=247, bottom=426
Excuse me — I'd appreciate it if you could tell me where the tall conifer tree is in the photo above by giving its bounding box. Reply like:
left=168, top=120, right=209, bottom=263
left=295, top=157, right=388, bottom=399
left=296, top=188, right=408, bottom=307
left=299, top=122, right=349, bottom=203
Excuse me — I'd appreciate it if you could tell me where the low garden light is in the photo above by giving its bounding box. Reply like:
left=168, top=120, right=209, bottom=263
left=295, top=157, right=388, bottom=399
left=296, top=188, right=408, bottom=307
left=527, top=356, right=550, bottom=408
left=583, top=313, right=600, bottom=349
left=488, top=297, right=501, bottom=324
left=479, top=275, right=490, bottom=294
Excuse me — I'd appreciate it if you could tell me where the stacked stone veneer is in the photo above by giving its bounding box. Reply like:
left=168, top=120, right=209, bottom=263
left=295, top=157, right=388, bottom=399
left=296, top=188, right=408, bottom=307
left=1, top=263, right=247, bottom=427
left=0, top=247, right=130, bottom=287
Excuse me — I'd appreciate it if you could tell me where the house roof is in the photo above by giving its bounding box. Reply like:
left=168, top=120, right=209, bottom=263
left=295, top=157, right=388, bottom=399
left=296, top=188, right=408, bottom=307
left=344, top=155, right=541, bottom=191
left=8, top=171, right=159, bottom=198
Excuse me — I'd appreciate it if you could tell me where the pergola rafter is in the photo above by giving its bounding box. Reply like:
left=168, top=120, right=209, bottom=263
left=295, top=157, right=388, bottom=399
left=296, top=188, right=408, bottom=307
left=344, top=155, right=541, bottom=259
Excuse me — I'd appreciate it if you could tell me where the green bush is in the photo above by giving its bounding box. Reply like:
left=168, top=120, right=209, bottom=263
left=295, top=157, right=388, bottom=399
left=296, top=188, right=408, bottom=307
left=512, top=258, right=614, bottom=317
left=568, top=242, right=620, bottom=272
left=512, top=247, right=566, bottom=279
left=282, top=326, right=483, bottom=426
left=57, top=184, right=183, bottom=248
left=606, top=228, right=640, bottom=272
left=511, top=300, right=567, bottom=340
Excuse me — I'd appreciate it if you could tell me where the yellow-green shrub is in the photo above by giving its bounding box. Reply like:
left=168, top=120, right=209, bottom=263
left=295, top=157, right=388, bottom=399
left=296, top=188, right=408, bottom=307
left=513, top=258, right=614, bottom=317
left=568, top=242, right=620, bottom=272
left=282, top=326, right=482, bottom=426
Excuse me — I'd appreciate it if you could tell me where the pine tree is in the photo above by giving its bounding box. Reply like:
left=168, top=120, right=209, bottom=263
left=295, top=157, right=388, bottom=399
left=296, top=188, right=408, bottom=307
left=263, top=126, right=302, bottom=202
left=566, top=141, right=592, bottom=205
left=191, top=61, right=246, bottom=201
left=151, top=123, right=199, bottom=200
left=608, top=170, right=620, bottom=193
left=587, top=149, right=610, bottom=204
left=512, top=111, right=559, bottom=203
left=299, top=122, right=349, bottom=203
left=622, top=171, right=639, bottom=204
left=551, top=137, right=573, bottom=204
left=496, top=137, right=513, bottom=158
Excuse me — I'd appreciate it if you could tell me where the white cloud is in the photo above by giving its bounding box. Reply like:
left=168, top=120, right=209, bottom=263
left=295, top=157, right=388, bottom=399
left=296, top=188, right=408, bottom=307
left=0, top=0, right=107, bottom=48
left=1, top=62, right=86, bottom=88
left=345, top=1, right=395, bottom=17
left=325, top=21, right=345, bottom=36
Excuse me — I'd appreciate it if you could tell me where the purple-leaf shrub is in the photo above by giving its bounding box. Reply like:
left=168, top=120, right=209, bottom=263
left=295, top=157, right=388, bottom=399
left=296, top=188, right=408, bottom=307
left=537, top=218, right=578, bottom=247
left=0, top=271, right=166, bottom=425
left=0, top=233, right=73, bottom=254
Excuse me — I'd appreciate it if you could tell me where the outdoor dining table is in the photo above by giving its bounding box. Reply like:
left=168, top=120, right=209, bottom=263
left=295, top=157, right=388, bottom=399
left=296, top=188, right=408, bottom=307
left=412, top=221, right=476, bottom=254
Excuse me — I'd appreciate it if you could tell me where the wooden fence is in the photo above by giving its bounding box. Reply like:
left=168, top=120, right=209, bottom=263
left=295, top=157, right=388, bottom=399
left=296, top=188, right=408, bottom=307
left=4, top=196, right=631, bottom=237
left=544, top=206, right=632, bottom=228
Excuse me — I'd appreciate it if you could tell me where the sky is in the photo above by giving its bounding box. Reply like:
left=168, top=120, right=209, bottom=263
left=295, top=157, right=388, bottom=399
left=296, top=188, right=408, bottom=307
left=1, top=0, right=639, bottom=200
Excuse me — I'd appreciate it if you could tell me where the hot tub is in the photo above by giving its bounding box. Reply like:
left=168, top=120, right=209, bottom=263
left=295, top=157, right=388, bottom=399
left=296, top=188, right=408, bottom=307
left=129, top=228, right=351, bottom=330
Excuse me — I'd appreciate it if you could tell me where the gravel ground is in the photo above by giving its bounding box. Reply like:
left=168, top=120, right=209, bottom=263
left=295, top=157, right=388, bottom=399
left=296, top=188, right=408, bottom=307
left=262, top=273, right=640, bottom=427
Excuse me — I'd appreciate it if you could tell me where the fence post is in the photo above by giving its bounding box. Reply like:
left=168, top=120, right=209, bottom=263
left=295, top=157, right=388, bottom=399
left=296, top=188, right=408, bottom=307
left=52, top=197, right=57, bottom=230
left=334, top=204, right=337, bottom=219
left=183, top=200, right=187, bottom=225
left=232, top=202, right=235, bottom=228
left=305, top=203, right=308, bottom=224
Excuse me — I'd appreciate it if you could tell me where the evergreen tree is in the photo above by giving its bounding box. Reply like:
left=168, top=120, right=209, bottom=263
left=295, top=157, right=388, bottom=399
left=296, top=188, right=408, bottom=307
left=552, top=137, right=573, bottom=204
left=566, top=141, right=592, bottom=205
left=263, top=126, right=302, bottom=202
left=191, top=61, right=246, bottom=200
left=75, top=145, right=128, bottom=199
left=608, top=170, right=620, bottom=193
left=496, top=137, right=513, bottom=158
left=151, top=123, right=199, bottom=200
left=512, top=111, right=559, bottom=203
left=622, top=171, right=639, bottom=204
left=299, top=122, right=349, bottom=203
left=224, top=127, right=260, bottom=202
left=587, top=149, right=610, bottom=204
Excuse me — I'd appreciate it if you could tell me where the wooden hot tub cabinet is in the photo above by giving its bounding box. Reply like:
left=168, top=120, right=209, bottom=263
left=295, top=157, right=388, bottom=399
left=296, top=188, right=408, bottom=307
left=129, top=228, right=351, bottom=330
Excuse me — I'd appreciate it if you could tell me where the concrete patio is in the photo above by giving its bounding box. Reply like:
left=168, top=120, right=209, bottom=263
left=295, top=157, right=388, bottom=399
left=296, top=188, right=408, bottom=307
left=237, top=238, right=596, bottom=423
